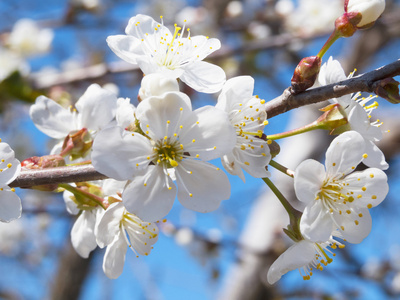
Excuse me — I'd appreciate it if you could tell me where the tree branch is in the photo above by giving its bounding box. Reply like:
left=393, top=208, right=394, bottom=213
left=9, top=60, right=400, bottom=189
left=265, top=59, right=400, bottom=119
left=9, top=165, right=107, bottom=188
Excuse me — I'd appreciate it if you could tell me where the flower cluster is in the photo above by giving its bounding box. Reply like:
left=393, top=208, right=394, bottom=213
left=24, top=14, right=272, bottom=279
left=9, top=1, right=390, bottom=286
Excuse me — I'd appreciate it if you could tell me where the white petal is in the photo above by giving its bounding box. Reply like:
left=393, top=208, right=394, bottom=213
left=180, top=61, right=226, bottom=93
left=318, top=57, right=346, bottom=86
left=0, top=142, right=21, bottom=186
left=122, top=166, right=176, bottom=222
left=63, top=190, right=79, bottom=215
left=106, top=35, right=144, bottom=65
left=139, top=73, right=179, bottom=100
left=267, top=240, right=316, bottom=284
left=75, top=84, right=118, bottom=131
left=71, top=210, right=98, bottom=258
left=95, top=202, right=124, bottom=248
left=332, top=207, right=372, bottom=244
left=92, top=126, right=153, bottom=181
left=101, top=179, right=127, bottom=197
left=125, top=14, right=168, bottom=38
left=0, top=189, right=22, bottom=222
left=294, top=159, right=326, bottom=205
left=102, top=231, right=127, bottom=279
left=216, top=76, right=255, bottom=112
left=344, top=168, right=388, bottom=208
left=221, top=153, right=246, bottom=182
left=362, top=140, right=388, bottom=170
left=347, top=103, right=382, bottom=141
left=230, top=144, right=271, bottom=179
left=116, top=98, right=136, bottom=128
left=135, top=91, right=192, bottom=140
left=176, top=159, right=230, bottom=213
left=325, top=131, right=365, bottom=177
left=30, top=96, right=76, bottom=139
left=182, top=106, right=236, bottom=161
left=300, top=201, right=333, bottom=243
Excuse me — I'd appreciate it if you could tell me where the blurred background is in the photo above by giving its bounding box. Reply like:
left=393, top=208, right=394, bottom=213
left=1, top=0, right=400, bottom=299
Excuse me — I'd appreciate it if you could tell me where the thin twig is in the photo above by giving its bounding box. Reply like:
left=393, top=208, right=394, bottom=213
left=265, top=59, right=400, bottom=119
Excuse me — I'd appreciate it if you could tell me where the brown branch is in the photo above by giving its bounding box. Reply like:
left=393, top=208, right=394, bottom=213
left=265, top=59, right=400, bottom=119
left=9, top=60, right=400, bottom=189
left=9, top=164, right=107, bottom=188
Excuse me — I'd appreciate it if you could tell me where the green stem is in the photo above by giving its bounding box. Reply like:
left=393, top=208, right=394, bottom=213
left=317, top=30, right=341, bottom=59
left=65, top=160, right=92, bottom=167
left=267, top=121, right=322, bottom=140
left=262, top=177, right=302, bottom=241
left=58, top=183, right=106, bottom=209
left=269, top=160, right=294, bottom=178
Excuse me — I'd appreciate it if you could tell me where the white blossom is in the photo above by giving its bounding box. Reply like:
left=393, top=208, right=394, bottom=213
left=267, top=233, right=343, bottom=284
left=318, top=57, right=388, bottom=170
left=107, top=14, right=226, bottom=93
left=95, top=202, right=159, bottom=279
left=30, top=84, right=118, bottom=159
left=294, top=131, right=388, bottom=244
left=0, top=47, right=28, bottom=81
left=63, top=179, right=127, bottom=258
left=216, top=76, right=271, bottom=182
left=8, top=19, right=54, bottom=57
left=346, top=0, right=385, bottom=27
left=138, top=73, right=179, bottom=101
left=0, top=141, right=22, bottom=223
left=92, top=91, right=236, bottom=222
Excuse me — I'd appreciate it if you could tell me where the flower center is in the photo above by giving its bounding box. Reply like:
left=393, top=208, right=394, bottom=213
left=317, top=179, right=355, bottom=212
left=153, top=137, right=184, bottom=168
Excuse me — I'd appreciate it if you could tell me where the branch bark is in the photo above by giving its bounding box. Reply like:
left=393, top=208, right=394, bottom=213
left=9, top=59, right=400, bottom=188
left=265, top=59, right=400, bottom=119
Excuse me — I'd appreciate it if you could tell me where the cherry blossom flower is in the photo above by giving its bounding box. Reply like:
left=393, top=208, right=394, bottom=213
left=107, top=14, right=226, bottom=93
left=318, top=57, right=388, bottom=170
left=267, top=231, right=344, bottom=284
left=95, top=202, right=159, bottom=279
left=8, top=19, right=53, bottom=57
left=30, top=84, right=118, bottom=159
left=216, top=76, right=271, bottom=182
left=346, top=0, right=385, bottom=27
left=92, top=91, right=236, bottom=222
left=63, top=179, right=127, bottom=258
left=0, top=141, right=22, bottom=223
left=294, top=131, right=388, bottom=244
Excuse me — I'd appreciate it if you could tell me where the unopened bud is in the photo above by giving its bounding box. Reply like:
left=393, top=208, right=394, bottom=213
left=374, top=77, right=400, bottom=104
left=334, top=12, right=362, bottom=37
left=138, top=73, right=179, bottom=102
left=20, top=155, right=66, bottom=191
left=21, top=154, right=66, bottom=169
left=317, top=104, right=349, bottom=133
left=291, top=56, right=322, bottom=94
left=267, top=140, right=280, bottom=159
left=59, top=128, right=92, bottom=160
left=345, top=0, right=385, bottom=28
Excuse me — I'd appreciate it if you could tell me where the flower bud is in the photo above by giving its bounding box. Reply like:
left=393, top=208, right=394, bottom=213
left=334, top=12, right=362, bottom=37
left=374, top=77, right=400, bottom=104
left=59, top=128, right=92, bottom=160
left=291, top=56, right=322, bottom=94
left=317, top=104, right=349, bottom=133
left=138, top=73, right=180, bottom=101
left=21, top=154, right=66, bottom=169
left=21, top=155, right=66, bottom=191
left=345, top=0, right=385, bottom=28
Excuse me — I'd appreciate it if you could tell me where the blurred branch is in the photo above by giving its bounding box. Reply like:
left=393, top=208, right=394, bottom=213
left=265, top=59, right=400, bottom=119
left=29, top=32, right=321, bottom=89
